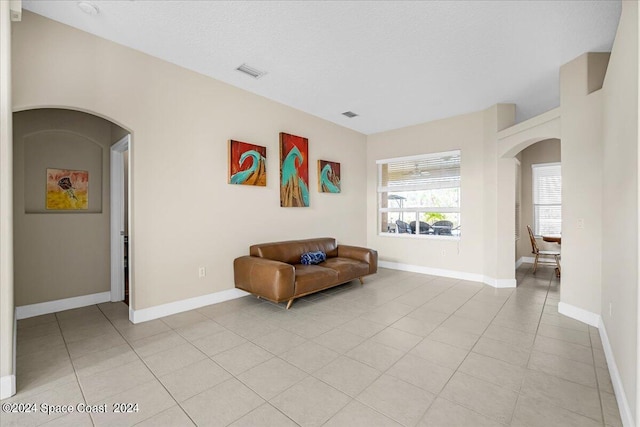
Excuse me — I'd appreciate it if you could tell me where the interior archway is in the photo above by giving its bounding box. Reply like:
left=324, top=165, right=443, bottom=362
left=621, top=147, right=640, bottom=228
left=12, top=108, right=131, bottom=317
left=496, top=111, right=562, bottom=285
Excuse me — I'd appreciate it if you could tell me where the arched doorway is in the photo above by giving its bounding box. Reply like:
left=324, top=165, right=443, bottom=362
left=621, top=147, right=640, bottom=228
left=13, top=107, right=132, bottom=317
left=497, top=109, right=561, bottom=284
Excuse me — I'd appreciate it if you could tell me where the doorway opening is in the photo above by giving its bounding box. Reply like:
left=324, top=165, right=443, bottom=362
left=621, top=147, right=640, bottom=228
left=110, top=135, right=130, bottom=305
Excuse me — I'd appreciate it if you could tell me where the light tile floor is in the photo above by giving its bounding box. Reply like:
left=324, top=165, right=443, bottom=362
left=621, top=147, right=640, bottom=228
left=2, top=265, right=623, bottom=427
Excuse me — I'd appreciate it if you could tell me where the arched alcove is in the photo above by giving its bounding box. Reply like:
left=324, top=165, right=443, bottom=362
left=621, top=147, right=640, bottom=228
left=496, top=109, right=562, bottom=283
left=13, top=108, right=130, bottom=312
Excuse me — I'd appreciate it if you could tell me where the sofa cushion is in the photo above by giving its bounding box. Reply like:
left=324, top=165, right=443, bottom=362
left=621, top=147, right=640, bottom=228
left=321, top=257, right=370, bottom=282
left=301, top=251, right=327, bottom=265
left=250, top=238, right=338, bottom=264
left=293, top=264, right=339, bottom=295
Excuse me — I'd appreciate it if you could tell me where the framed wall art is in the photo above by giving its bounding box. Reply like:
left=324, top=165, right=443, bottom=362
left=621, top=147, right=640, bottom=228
left=318, top=160, right=341, bottom=193
left=46, top=168, right=89, bottom=210
left=280, top=133, right=309, bottom=207
left=228, top=140, right=267, bottom=186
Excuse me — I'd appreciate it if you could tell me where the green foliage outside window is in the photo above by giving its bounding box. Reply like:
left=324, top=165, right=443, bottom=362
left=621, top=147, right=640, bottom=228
left=422, top=212, right=446, bottom=223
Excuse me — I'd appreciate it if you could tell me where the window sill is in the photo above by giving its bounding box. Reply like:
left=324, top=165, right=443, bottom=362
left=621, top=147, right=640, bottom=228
left=378, top=232, right=461, bottom=241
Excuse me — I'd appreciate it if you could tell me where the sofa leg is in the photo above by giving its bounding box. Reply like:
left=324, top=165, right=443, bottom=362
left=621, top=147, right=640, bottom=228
left=286, top=299, right=294, bottom=310
left=358, top=277, right=364, bottom=285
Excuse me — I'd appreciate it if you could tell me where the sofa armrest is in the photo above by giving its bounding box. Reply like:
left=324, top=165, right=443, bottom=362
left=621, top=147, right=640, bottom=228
left=233, top=256, right=295, bottom=302
left=337, top=245, right=378, bottom=274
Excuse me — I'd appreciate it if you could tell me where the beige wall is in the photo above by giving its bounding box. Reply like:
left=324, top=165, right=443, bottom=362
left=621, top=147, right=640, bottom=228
left=366, top=111, right=483, bottom=275
left=13, top=109, right=118, bottom=305
left=0, top=0, right=15, bottom=398
left=516, top=138, right=561, bottom=260
left=489, top=105, right=517, bottom=282
left=6, top=6, right=639, bottom=416
left=559, top=53, right=607, bottom=315
left=602, top=0, right=638, bottom=421
left=366, top=105, right=514, bottom=282
left=11, top=11, right=367, bottom=310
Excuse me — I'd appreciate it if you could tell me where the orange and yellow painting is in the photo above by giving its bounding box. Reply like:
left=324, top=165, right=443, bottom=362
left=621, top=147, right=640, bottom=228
left=46, top=168, right=89, bottom=210
left=228, top=140, right=267, bottom=186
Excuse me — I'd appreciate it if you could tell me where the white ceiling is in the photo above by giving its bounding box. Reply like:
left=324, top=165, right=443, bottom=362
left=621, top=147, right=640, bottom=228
left=22, top=1, right=621, bottom=135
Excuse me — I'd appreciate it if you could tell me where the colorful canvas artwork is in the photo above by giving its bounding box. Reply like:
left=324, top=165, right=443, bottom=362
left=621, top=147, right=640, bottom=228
left=46, top=168, right=89, bottom=210
left=318, top=160, right=341, bottom=193
left=228, top=140, right=267, bottom=186
left=280, top=133, right=309, bottom=207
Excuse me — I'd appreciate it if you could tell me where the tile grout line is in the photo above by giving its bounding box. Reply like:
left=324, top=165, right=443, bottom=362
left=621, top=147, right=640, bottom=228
left=514, top=267, right=555, bottom=425
left=96, top=304, right=200, bottom=427
left=517, top=270, right=610, bottom=425
left=341, top=277, right=505, bottom=425
left=437, top=278, right=521, bottom=425
left=153, top=309, right=306, bottom=426
left=52, top=311, right=95, bottom=427
left=290, top=275, right=437, bottom=426
left=11, top=268, right=622, bottom=427
left=588, top=329, right=607, bottom=427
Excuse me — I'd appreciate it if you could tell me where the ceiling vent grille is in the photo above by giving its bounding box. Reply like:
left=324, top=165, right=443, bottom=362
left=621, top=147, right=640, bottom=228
left=236, top=63, right=267, bottom=79
left=342, top=111, right=358, bottom=118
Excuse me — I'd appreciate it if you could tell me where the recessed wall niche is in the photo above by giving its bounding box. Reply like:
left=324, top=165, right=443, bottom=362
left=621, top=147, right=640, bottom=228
left=23, top=129, right=103, bottom=213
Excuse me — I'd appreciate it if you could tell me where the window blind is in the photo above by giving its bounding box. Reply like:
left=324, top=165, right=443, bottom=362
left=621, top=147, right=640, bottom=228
left=532, top=163, right=561, bottom=235
left=378, top=151, right=461, bottom=193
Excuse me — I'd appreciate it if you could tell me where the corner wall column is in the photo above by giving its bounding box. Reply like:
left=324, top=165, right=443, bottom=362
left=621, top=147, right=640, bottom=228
left=0, top=0, right=16, bottom=400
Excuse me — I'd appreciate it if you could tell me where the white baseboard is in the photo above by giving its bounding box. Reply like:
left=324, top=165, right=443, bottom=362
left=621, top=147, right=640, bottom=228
left=598, top=319, right=635, bottom=427
left=0, top=375, right=15, bottom=400
left=378, top=261, right=516, bottom=288
left=557, top=302, right=600, bottom=327
left=483, top=277, right=518, bottom=288
left=495, top=278, right=517, bottom=288
left=557, top=301, right=633, bottom=427
left=15, top=291, right=111, bottom=320
left=515, top=257, right=536, bottom=268
left=130, top=288, right=250, bottom=324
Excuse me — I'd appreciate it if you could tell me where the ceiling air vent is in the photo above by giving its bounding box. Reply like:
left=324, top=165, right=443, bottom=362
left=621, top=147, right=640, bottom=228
left=342, top=111, right=358, bottom=118
left=236, top=63, right=267, bottom=79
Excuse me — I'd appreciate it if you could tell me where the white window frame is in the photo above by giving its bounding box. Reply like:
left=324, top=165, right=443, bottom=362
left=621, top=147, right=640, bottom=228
left=532, top=162, right=561, bottom=236
left=377, top=150, right=461, bottom=239
left=515, top=158, right=521, bottom=240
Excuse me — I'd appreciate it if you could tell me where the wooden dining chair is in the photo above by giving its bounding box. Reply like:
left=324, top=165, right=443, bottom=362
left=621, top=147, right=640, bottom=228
left=527, top=225, right=561, bottom=276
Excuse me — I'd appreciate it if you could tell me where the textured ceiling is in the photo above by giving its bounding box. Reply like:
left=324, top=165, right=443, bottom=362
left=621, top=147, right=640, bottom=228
left=22, top=1, right=621, bottom=135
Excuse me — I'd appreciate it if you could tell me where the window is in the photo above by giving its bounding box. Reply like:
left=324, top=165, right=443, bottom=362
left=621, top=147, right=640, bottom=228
left=377, top=150, right=461, bottom=237
left=532, top=162, right=561, bottom=236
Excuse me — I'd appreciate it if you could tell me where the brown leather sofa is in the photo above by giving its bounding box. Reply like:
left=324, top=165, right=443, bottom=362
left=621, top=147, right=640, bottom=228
left=234, top=237, right=377, bottom=309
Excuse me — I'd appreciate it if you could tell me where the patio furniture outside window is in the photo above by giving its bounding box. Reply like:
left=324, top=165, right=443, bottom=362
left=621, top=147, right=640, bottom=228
left=377, top=150, right=461, bottom=237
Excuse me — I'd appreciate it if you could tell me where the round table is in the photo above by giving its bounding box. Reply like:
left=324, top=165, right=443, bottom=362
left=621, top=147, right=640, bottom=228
left=541, top=235, right=561, bottom=277
left=542, top=235, right=561, bottom=244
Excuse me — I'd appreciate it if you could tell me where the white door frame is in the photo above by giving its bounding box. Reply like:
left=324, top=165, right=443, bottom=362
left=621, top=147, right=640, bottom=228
left=110, top=135, right=130, bottom=302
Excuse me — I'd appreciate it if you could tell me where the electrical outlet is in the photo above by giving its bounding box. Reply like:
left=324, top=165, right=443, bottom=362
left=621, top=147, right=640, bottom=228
left=441, top=250, right=446, bottom=257
left=198, top=267, right=206, bottom=278
left=577, top=218, right=585, bottom=229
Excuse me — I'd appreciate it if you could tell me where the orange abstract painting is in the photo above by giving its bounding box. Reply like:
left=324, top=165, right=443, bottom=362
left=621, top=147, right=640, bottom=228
left=46, top=168, right=89, bottom=210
